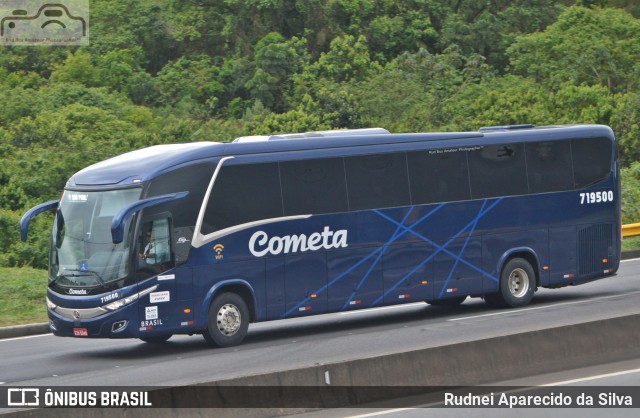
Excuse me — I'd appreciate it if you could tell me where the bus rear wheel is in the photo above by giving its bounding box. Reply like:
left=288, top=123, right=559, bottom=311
left=485, top=258, right=535, bottom=308
left=426, top=296, right=467, bottom=306
left=203, top=292, right=249, bottom=348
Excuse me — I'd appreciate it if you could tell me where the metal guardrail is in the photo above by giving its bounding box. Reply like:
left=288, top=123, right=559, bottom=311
left=622, top=223, right=640, bottom=238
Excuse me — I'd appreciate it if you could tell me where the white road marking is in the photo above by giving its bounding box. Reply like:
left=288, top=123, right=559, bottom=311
left=0, top=333, right=51, bottom=343
left=543, top=367, right=640, bottom=386
left=448, top=291, right=640, bottom=322
left=346, top=408, right=416, bottom=418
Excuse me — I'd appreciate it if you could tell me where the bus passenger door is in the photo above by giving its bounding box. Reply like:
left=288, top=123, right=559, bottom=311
left=136, top=218, right=176, bottom=334
left=284, top=253, right=328, bottom=317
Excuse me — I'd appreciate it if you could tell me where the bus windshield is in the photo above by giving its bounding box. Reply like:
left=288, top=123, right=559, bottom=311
left=50, top=189, right=141, bottom=288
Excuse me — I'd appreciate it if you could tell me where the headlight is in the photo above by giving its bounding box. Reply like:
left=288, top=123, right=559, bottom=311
left=46, top=297, right=57, bottom=310
left=102, top=285, right=157, bottom=311
left=104, top=293, right=138, bottom=311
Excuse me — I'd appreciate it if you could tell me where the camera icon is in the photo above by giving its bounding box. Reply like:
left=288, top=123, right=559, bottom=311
left=0, top=2, right=87, bottom=44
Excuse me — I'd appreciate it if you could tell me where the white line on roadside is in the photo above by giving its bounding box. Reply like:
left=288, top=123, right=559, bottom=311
left=345, top=408, right=416, bottom=418
left=620, top=257, right=640, bottom=262
left=448, top=291, right=640, bottom=322
left=543, top=367, right=640, bottom=386
left=0, top=333, right=51, bottom=343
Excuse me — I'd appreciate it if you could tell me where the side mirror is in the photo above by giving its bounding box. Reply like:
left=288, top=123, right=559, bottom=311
left=20, top=200, right=59, bottom=242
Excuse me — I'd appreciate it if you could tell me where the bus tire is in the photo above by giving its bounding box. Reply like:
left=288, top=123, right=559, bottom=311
left=203, top=292, right=249, bottom=348
left=426, top=296, right=467, bottom=306
left=140, top=334, right=172, bottom=344
left=487, top=258, right=536, bottom=308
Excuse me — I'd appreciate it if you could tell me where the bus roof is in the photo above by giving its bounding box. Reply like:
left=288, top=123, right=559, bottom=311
left=67, top=124, right=614, bottom=187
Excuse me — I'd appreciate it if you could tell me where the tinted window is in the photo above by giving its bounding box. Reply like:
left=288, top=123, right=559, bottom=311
left=407, top=150, right=471, bottom=204
left=280, top=158, right=348, bottom=216
left=202, top=163, right=283, bottom=234
left=468, top=143, right=528, bottom=198
left=345, top=153, right=411, bottom=211
left=572, top=137, right=612, bottom=188
left=526, top=141, right=574, bottom=193
left=146, top=163, right=215, bottom=227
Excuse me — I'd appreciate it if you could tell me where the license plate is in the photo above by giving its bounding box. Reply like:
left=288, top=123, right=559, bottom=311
left=73, top=328, right=88, bottom=337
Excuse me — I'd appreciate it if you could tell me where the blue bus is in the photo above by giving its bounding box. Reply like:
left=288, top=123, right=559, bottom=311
left=21, top=124, right=620, bottom=347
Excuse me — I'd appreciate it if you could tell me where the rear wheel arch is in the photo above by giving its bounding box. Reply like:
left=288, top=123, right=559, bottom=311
left=497, top=249, right=540, bottom=288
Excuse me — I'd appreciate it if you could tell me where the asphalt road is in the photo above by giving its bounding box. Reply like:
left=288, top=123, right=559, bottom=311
left=1, top=259, right=640, bottom=388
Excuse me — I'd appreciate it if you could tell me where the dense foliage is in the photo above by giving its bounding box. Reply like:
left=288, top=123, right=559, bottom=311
left=2, top=0, right=640, bottom=268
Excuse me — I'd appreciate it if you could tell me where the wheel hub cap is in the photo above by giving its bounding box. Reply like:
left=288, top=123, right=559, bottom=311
left=508, top=268, right=530, bottom=298
left=217, top=304, right=241, bottom=336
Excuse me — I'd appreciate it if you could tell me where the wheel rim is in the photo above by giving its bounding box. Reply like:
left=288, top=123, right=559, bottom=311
left=217, top=304, right=241, bottom=336
left=508, top=268, right=530, bottom=298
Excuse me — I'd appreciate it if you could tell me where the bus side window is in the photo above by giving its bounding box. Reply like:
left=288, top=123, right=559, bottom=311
left=407, top=150, right=471, bottom=204
left=345, top=153, right=411, bottom=211
left=280, top=158, right=348, bottom=216
left=525, top=141, right=574, bottom=193
left=572, top=137, right=612, bottom=188
left=202, top=163, right=283, bottom=234
left=468, top=143, right=528, bottom=199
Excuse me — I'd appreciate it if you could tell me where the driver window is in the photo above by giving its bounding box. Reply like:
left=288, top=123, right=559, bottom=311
left=138, top=218, right=173, bottom=275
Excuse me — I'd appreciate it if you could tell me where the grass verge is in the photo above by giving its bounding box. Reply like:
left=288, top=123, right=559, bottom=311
left=622, top=236, right=640, bottom=252
left=0, top=267, right=48, bottom=327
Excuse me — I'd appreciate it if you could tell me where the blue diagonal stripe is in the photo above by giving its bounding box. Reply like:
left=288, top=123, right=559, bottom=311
left=371, top=198, right=502, bottom=306
left=374, top=199, right=502, bottom=283
left=341, top=207, right=415, bottom=310
left=438, top=200, right=487, bottom=298
left=280, top=204, right=446, bottom=318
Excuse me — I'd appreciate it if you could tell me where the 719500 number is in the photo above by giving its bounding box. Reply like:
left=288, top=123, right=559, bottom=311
left=580, top=191, right=613, bottom=204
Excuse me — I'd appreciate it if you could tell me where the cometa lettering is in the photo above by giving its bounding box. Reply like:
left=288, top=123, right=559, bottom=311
left=249, top=226, right=348, bottom=257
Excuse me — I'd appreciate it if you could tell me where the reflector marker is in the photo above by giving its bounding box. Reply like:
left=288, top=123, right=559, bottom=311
left=349, top=300, right=362, bottom=305
left=299, top=306, right=312, bottom=312
left=398, top=294, right=411, bottom=299
left=563, top=274, right=575, bottom=279
left=181, top=320, right=195, bottom=326
left=446, top=288, right=459, bottom=293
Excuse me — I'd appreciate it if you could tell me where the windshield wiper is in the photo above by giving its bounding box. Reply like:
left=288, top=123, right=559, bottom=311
left=61, top=268, right=108, bottom=291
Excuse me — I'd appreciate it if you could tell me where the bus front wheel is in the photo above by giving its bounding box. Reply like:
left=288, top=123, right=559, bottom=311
left=203, top=292, right=249, bottom=348
left=485, top=258, right=535, bottom=308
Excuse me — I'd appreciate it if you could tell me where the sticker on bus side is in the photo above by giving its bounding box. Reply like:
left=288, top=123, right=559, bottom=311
left=149, top=291, right=170, bottom=303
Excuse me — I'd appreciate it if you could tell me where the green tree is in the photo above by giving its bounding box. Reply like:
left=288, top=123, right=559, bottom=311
left=49, top=50, right=99, bottom=87
left=303, top=34, right=381, bottom=83
left=508, top=6, right=640, bottom=93
left=245, top=33, right=310, bottom=111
